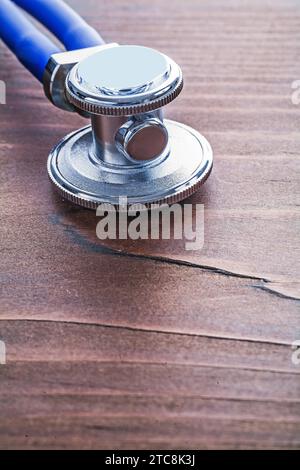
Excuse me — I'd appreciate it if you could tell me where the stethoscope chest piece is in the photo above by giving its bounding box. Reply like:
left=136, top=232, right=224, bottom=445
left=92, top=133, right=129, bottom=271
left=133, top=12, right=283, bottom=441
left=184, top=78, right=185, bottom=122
left=47, top=44, right=213, bottom=208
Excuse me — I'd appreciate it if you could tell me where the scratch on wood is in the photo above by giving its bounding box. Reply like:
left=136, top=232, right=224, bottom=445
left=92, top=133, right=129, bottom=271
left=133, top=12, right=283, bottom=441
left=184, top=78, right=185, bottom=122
left=0, top=317, right=295, bottom=348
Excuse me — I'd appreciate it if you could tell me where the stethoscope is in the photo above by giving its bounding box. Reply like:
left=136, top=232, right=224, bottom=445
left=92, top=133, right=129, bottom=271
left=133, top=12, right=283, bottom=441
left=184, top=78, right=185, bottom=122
left=0, top=0, right=213, bottom=209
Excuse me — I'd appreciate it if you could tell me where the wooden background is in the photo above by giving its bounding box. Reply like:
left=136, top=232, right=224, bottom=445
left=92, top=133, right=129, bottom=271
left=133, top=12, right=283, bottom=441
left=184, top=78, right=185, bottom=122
left=0, top=0, right=300, bottom=449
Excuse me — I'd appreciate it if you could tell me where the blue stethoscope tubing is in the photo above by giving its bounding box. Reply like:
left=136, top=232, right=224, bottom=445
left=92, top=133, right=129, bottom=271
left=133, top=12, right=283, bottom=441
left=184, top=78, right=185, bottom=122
left=0, top=0, right=105, bottom=81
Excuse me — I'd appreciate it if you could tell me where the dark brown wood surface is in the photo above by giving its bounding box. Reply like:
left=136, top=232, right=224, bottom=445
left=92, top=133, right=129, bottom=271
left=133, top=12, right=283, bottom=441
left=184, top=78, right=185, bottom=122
left=0, top=0, right=300, bottom=449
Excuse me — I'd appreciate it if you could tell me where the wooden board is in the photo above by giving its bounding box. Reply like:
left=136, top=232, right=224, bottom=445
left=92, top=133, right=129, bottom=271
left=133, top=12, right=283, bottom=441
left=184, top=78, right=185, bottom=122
left=0, top=0, right=299, bottom=449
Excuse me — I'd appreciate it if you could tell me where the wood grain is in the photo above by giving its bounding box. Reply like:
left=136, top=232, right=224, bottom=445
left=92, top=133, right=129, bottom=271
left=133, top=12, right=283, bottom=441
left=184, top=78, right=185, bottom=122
left=0, top=0, right=299, bottom=449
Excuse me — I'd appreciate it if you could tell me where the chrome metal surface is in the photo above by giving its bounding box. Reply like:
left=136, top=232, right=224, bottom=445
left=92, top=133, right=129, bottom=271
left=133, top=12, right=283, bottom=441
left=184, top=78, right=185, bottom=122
left=47, top=120, right=213, bottom=209
left=91, top=114, right=128, bottom=165
left=43, top=43, right=117, bottom=111
left=116, top=116, right=169, bottom=162
left=63, top=44, right=184, bottom=170
left=91, top=110, right=166, bottom=165
left=47, top=43, right=213, bottom=207
left=66, top=45, right=183, bottom=116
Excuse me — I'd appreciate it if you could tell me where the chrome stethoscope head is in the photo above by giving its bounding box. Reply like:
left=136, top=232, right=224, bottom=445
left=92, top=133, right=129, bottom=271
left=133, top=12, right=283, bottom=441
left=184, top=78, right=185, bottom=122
left=45, top=44, right=213, bottom=209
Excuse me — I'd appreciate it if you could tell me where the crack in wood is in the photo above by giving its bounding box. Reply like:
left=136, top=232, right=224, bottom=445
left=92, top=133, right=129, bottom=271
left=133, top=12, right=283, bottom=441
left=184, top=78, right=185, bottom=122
left=253, top=284, right=300, bottom=302
left=49, top=213, right=300, bottom=302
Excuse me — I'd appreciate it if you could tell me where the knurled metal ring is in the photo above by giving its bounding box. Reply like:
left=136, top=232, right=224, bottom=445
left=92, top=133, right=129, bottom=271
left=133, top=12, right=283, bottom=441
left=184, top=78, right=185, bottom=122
left=48, top=156, right=212, bottom=210
left=47, top=121, right=213, bottom=210
left=65, top=76, right=183, bottom=116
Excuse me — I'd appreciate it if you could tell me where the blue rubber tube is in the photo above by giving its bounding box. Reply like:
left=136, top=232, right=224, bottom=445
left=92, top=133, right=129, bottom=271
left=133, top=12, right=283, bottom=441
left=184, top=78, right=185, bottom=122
left=0, top=0, right=61, bottom=81
left=12, top=0, right=105, bottom=51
